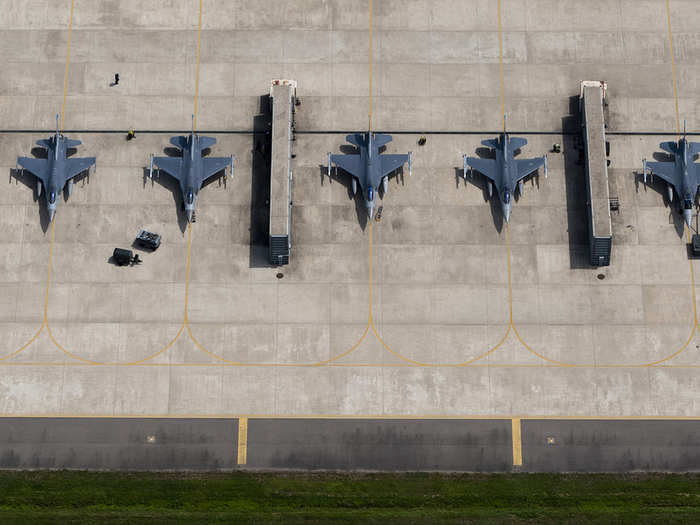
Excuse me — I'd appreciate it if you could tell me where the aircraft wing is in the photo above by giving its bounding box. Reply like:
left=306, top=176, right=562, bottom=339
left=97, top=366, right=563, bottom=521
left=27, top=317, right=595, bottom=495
left=153, top=157, right=184, bottom=181
left=201, top=156, right=231, bottom=183
left=689, top=142, right=700, bottom=156
left=514, top=157, right=545, bottom=188
left=646, top=161, right=680, bottom=187
left=465, top=157, right=498, bottom=183
left=65, top=157, right=95, bottom=181
left=330, top=154, right=362, bottom=179
left=379, top=154, right=408, bottom=178
left=345, top=134, right=364, bottom=148
left=17, top=157, right=50, bottom=185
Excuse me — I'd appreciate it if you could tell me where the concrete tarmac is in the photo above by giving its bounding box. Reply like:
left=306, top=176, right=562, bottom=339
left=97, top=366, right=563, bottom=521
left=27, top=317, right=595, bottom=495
left=1, top=0, right=700, bottom=472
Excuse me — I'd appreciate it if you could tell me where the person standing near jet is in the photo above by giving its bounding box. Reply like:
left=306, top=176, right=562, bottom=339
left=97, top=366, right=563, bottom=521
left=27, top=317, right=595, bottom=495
left=16, top=115, right=96, bottom=222
left=327, top=132, right=411, bottom=220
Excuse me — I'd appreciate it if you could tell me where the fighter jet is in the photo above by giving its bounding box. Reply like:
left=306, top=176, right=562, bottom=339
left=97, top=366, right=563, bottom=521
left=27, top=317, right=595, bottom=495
left=16, top=115, right=95, bottom=222
left=327, top=132, right=411, bottom=219
left=149, top=119, right=233, bottom=223
left=462, top=123, right=547, bottom=223
left=642, top=123, right=700, bottom=228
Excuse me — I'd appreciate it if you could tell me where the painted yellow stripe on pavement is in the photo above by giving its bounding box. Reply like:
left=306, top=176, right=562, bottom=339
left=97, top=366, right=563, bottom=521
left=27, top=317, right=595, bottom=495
left=60, top=0, right=75, bottom=132
left=237, top=417, right=248, bottom=465
left=665, top=0, right=681, bottom=138
left=511, top=418, right=522, bottom=466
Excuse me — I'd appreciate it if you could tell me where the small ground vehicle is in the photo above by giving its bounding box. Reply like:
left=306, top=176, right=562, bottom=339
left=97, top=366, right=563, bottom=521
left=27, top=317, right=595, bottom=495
left=135, top=229, right=161, bottom=250
left=112, top=248, right=141, bottom=266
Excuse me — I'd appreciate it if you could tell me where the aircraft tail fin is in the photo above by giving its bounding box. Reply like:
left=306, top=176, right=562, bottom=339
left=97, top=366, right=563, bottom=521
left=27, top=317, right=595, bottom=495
left=198, top=136, right=217, bottom=150
left=372, top=133, right=393, bottom=148
left=169, top=136, right=188, bottom=150
left=345, top=134, right=365, bottom=148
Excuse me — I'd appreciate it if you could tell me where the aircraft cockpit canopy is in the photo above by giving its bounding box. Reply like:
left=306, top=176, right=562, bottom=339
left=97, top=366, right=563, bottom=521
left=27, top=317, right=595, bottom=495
left=49, top=191, right=56, bottom=204
left=367, top=186, right=374, bottom=202
left=186, top=190, right=194, bottom=205
left=503, top=189, right=511, bottom=204
left=683, top=193, right=693, bottom=210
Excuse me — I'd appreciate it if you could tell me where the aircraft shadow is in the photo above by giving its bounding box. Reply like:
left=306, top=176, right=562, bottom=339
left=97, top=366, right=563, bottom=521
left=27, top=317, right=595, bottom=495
left=633, top=171, right=687, bottom=239
left=322, top=164, right=369, bottom=231
left=142, top=167, right=189, bottom=233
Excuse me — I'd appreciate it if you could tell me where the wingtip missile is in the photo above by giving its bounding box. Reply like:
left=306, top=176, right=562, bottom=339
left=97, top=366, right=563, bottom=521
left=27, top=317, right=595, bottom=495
left=462, top=154, right=468, bottom=179
left=544, top=155, right=548, bottom=178
left=642, top=158, right=647, bottom=185
left=149, top=154, right=154, bottom=179
left=327, top=152, right=332, bottom=178
left=408, top=151, right=412, bottom=177
left=230, top=155, right=235, bottom=178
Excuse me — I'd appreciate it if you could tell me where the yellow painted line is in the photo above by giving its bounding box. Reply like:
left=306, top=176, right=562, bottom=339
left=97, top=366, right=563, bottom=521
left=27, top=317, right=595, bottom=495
left=192, top=0, right=203, bottom=132
left=497, top=0, right=505, bottom=131
left=666, top=0, right=681, bottom=138
left=0, top=414, right=698, bottom=421
left=4, top=0, right=699, bottom=370
left=506, top=0, right=699, bottom=368
left=368, top=0, right=373, bottom=132
left=237, top=417, right=248, bottom=465
left=511, top=418, right=522, bottom=466
left=59, top=0, right=75, bottom=133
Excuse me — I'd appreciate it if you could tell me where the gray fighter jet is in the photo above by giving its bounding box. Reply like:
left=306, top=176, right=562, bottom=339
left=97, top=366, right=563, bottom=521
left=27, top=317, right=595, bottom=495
left=16, top=115, right=95, bottom=222
left=642, top=124, right=700, bottom=228
left=149, top=121, right=233, bottom=223
left=462, top=124, right=547, bottom=223
left=327, top=132, right=411, bottom=219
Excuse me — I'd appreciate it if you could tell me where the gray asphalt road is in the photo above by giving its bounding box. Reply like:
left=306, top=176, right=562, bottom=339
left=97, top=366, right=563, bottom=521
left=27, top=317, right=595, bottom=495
left=2, top=417, right=699, bottom=471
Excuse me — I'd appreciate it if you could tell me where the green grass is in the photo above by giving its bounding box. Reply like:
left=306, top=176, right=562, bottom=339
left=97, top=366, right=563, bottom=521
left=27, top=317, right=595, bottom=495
left=0, top=471, right=698, bottom=523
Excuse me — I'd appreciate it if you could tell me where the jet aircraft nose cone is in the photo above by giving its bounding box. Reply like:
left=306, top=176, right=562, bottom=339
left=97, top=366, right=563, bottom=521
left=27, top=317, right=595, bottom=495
left=367, top=206, right=374, bottom=220
left=186, top=209, right=193, bottom=223
left=684, top=208, right=693, bottom=228
left=48, top=209, right=55, bottom=222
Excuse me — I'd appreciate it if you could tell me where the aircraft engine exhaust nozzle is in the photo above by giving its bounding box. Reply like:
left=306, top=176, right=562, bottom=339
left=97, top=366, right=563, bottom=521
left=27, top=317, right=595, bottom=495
left=684, top=208, right=693, bottom=228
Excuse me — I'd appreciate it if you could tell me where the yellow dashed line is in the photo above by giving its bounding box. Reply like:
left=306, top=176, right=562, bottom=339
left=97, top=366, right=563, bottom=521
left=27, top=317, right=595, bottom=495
left=237, top=417, right=248, bottom=465
left=511, top=418, right=522, bottom=466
